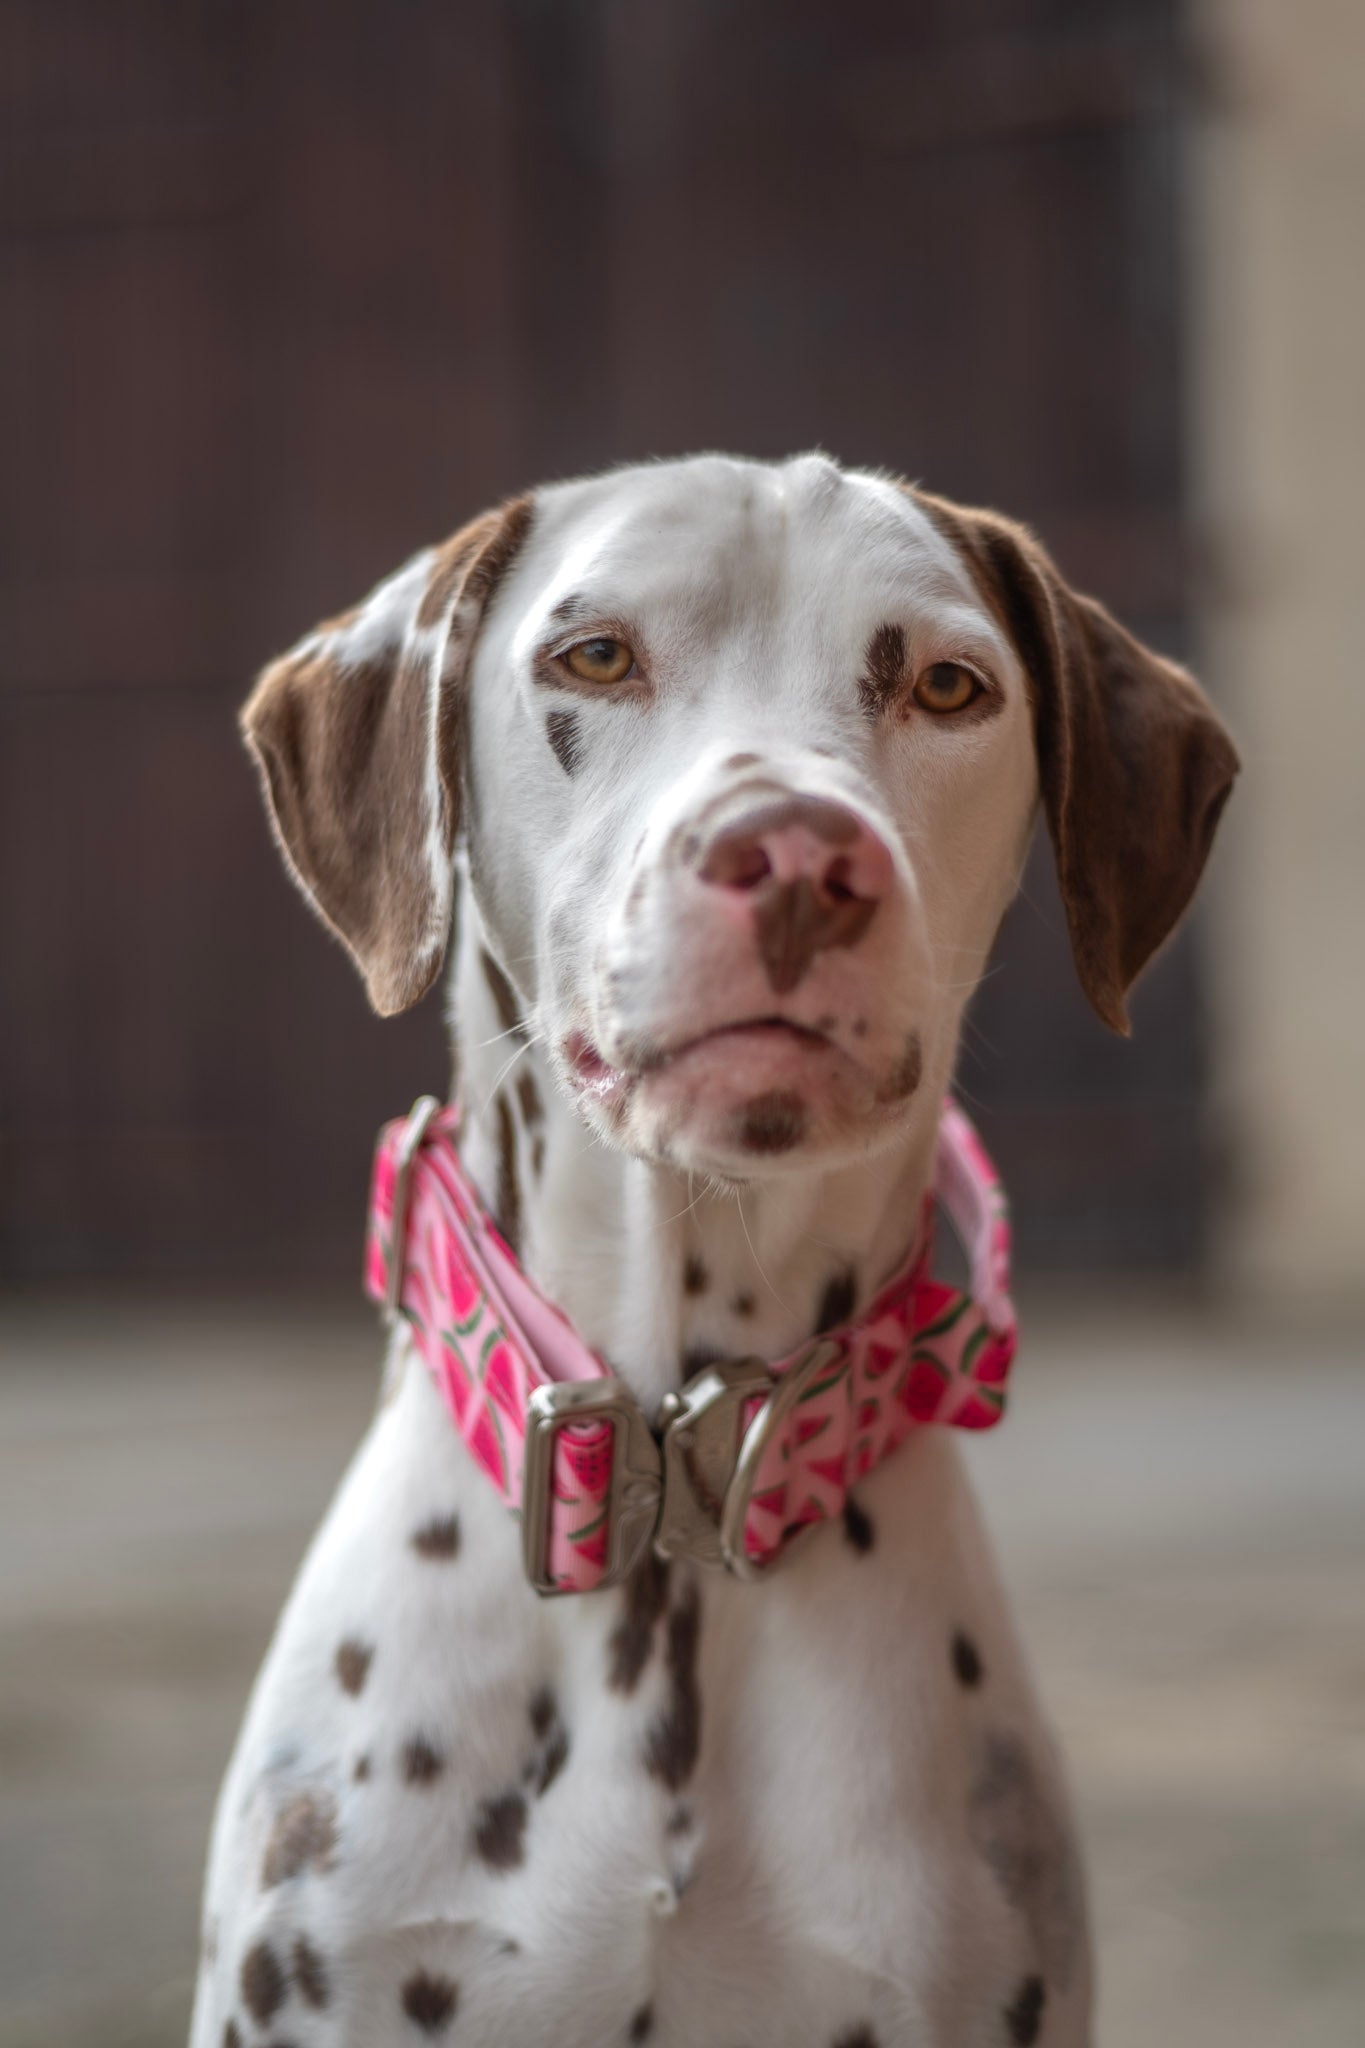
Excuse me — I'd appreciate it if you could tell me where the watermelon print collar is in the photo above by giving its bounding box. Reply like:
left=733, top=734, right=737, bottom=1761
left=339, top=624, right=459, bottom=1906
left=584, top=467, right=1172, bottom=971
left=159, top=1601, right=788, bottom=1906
left=365, top=1097, right=1016, bottom=1597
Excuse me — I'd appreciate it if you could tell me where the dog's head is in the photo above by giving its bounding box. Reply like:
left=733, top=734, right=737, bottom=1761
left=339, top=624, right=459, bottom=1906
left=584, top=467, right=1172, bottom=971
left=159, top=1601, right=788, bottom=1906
left=244, top=455, right=1237, bottom=1180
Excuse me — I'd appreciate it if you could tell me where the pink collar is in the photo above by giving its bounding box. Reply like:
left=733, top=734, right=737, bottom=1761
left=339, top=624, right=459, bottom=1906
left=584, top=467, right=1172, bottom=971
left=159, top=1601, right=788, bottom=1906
left=365, top=1098, right=1016, bottom=1596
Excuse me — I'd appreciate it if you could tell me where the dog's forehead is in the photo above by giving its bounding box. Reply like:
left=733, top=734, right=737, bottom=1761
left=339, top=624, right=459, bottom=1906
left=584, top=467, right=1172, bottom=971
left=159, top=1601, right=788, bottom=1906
left=513, top=455, right=979, bottom=638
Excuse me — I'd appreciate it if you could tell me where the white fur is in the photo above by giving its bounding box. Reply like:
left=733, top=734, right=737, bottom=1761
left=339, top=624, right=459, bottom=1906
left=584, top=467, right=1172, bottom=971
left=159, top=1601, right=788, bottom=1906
left=193, top=456, right=1091, bottom=2047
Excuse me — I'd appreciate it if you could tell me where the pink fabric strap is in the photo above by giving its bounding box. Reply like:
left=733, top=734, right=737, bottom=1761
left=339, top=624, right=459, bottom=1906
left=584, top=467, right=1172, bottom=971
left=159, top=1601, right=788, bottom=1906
left=365, top=1099, right=1016, bottom=1595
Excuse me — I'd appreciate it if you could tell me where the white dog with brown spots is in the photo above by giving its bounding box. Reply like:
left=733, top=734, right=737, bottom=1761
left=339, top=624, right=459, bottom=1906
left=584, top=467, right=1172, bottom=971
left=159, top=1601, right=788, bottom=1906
left=192, top=454, right=1237, bottom=2048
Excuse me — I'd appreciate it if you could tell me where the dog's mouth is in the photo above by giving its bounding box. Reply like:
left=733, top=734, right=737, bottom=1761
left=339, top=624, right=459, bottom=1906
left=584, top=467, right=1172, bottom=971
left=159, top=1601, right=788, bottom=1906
left=569, top=1015, right=836, bottom=1086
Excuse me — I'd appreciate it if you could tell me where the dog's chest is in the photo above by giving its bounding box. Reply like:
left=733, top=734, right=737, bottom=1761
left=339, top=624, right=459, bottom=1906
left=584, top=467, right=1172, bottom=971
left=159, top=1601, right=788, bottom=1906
left=195, top=1348, right=1086, bottom=2048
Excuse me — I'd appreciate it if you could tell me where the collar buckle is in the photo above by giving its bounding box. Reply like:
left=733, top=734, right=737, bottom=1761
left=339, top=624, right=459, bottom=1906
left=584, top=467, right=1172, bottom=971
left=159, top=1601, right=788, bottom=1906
left=716, top=1338, right=844, bottom=1581
left=654, top=1357, right=776, bottom=1569
left=521, top=1379, right=662, bottom=1595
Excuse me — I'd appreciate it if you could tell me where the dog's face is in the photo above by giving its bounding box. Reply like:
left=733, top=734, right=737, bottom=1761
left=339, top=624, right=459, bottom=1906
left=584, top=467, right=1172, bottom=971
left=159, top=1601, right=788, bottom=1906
left=461, top=456, right=1034, bottom=1177
left=243, top=454, right=1237, bottom=1181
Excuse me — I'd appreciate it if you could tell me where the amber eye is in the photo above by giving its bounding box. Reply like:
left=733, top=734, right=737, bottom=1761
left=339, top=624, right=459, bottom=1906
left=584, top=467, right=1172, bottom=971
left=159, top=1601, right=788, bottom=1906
left=912, top=661, right=982, bottom=715
left=561, top=637, right=635, bottom=685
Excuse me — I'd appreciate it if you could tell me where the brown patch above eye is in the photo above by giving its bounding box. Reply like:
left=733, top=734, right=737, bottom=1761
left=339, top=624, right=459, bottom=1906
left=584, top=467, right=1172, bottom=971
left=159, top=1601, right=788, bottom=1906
left=858, top=622, right=909, bottom=718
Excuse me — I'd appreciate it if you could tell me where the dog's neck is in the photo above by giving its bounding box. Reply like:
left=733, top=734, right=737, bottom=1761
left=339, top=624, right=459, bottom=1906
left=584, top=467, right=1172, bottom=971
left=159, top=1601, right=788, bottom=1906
left=449, top=905, right=948, bottom=1415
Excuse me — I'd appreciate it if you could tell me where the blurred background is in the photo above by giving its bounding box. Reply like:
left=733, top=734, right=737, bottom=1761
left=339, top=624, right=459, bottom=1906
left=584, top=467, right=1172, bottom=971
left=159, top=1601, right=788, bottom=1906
left=1, top=2, right=1361, bottom=2043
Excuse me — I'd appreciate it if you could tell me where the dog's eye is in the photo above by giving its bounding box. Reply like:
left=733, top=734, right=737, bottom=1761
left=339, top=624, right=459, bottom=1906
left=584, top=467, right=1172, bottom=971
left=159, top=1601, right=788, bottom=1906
left=561, top=637, right=635, bottom=685
left=912, top=661, right=982, bottom=715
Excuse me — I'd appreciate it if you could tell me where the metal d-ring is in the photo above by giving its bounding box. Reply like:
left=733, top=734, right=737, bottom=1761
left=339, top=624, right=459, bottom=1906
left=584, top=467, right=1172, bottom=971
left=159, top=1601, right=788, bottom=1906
left=716, top=1338, right=844, bottom=1582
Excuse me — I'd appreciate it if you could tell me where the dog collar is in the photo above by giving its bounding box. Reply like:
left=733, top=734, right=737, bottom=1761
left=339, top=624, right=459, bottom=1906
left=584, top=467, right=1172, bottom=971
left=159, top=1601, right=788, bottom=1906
left=365, top=1096, right=1016, bottom=1596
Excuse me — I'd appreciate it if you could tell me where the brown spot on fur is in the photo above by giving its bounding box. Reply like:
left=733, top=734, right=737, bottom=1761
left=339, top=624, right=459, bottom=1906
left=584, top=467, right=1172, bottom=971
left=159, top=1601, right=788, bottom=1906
left=643, top=1581, right=702, bottom=1791
left=546, top=706, right=583, bottom=775
left=240, top=1941, right=286, bottom=2024
left=401, top=1969, right=459, bottom=2032
left=532, top=1134, right=546, bottom=1177
left=222, top=2023, right=241, bottom=2048
left=858, top=620, right=909, bottom=718
left=968, top=1732, right=1082, bottom=1985
left=352, top=1753, right=371, bottom=1782
left=481, top=948, right=527, bottom=1042
left=261, top=1791, right=338, bottom=1888
left=953, top=1630, right=984, bottom=1688
left=411, top=1513, right=461, bottom=1560
left=843, top=1496, right=875, bottom=1553
left=334, top=1638, right=372, bottom=1695
left=731, top=1291, right=755, bottom=1317
left=876, top=1028, right=923, bottom=1104
left=816, top=1268, right=857, bottom=1333
left=832, top=2028, right=880, bottom=2048
left=682, top=1253, right=708, bottom=1296
left=516, top=1069, right=544, bottom=1126
left=402, top=1736, right=445, bottom=1785
left=608, top=1553, right=671, bottom=1694
left=494, top=1091, right=521, bottom=1255
left=1004, top=1975, right=1047, bottom=2045
left=735, top=1090, right=806, bottom=1154
left=629, top=2003, right=655, bottom=2041
left=473, top=1790, right=528, bottom=1869
left=292, top=1935, right=329, bottom=2009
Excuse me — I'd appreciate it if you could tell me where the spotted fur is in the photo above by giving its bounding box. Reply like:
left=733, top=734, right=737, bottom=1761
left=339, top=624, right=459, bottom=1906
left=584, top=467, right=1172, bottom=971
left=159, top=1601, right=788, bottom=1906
left=192, top=450, right=1236, bottom=2046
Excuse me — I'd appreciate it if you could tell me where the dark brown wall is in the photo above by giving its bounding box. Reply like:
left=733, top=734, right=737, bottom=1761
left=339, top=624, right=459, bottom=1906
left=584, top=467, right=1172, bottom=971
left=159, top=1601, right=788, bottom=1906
left=1, top=0, right=1214, bottom=1283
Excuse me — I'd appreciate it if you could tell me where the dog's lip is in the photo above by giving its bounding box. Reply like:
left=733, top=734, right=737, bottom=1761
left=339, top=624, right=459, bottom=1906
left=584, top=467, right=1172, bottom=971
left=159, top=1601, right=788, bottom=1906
left=567, top=1016, right=856, bottom=1092
left=651, top=1017, right=832, bottom=1069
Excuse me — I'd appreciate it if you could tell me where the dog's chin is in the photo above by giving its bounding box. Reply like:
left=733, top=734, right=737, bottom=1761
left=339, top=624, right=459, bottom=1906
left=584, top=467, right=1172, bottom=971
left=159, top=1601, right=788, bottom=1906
left=586, top=1021, right=909, bottom=1179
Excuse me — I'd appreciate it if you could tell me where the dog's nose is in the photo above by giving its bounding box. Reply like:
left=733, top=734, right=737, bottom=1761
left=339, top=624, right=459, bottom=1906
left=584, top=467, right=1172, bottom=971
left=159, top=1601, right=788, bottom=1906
left=695, top=794, right=892, bottom=994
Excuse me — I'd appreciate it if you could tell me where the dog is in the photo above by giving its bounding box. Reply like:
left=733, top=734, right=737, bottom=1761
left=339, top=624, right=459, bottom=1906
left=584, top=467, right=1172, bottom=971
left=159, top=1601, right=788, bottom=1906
left=191, top=453, right=1237, bottom=2048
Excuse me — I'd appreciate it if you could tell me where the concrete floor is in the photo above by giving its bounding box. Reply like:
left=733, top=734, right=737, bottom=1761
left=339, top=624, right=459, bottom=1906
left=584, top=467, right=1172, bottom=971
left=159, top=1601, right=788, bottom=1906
left=0, top=1293, right=1361, bottom=2047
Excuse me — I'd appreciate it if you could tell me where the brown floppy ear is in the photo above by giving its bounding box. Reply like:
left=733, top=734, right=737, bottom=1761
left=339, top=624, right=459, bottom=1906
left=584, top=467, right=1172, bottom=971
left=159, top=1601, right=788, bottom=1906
left=915, top=490, right=1240, bottom=1034
left=242, top=497, right=532, bottom=1016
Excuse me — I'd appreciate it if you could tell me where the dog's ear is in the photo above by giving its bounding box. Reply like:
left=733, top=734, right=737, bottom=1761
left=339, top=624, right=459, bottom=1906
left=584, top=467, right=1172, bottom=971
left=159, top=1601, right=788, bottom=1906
left=242, top=497, right=533, bottom=1016
left=914, top=490, right=1239, bottom=1034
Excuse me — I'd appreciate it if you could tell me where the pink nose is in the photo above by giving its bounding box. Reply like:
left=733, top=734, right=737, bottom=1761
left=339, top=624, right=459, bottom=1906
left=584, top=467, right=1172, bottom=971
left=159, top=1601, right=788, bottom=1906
left=695, top=794, right=892, bottom=994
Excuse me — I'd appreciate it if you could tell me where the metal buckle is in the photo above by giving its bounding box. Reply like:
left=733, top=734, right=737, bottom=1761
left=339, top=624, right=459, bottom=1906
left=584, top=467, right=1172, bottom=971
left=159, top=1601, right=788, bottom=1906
left=384, top=1095, right=442, bottom=1323
left=654, top=1358, right=776, bottom=1568
left=716, top=1338, right=843, bottom=1582
left=521, top=1380, right=662, bottom=1595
